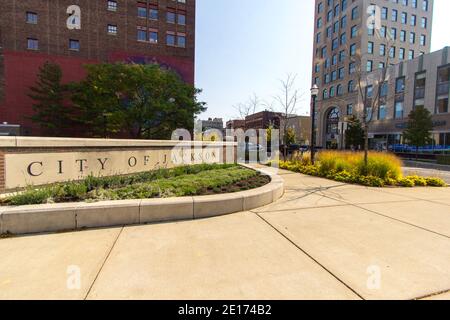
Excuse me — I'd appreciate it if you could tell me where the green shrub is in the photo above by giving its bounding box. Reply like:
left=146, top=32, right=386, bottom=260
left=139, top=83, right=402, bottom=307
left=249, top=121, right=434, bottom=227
left=398, top=178, right=415, bottom=188
left=356, top=175, right=385, bottom=187
left=406, top=175, right=427, bottom=187
left=333, top=171, right=355, bottom=183
left=6, top=187, right=54, bottom=206
left=385, top=178, right=398, bottom=186
left=425, top=177, right=447, bottom=187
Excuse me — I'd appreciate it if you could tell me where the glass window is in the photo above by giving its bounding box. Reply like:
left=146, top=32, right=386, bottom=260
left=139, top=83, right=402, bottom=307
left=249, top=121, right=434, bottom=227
left=437, top=97, right=449, bottom=114
left=27, top=38, right=39, bottom=50
left=395, top=101, right=404, bottom=119
left=107, top=1, right=117, bottom=11
left=166, top=33, right=176, bottom=46
left=167, top=11, right=176, bottom=23
left=178, top=13, right=186, bottom=25
left=69, top=39, right=80, bottom=51
left=107, top=24, right=117, bottom=35
left=149, top=8, right=158, bottom=20
left=379, top=104, right=387, bottom=120
left=138, top=7, right=147, bottom=18
left=396, top=77, right=405, bottom=93
left=149, top=31, right=158, bottom=43
left=137, top=29, right=147, bottom=41
left=178, top=35, right=186, bottom=48
left=26, top=12, right=38, bottom=24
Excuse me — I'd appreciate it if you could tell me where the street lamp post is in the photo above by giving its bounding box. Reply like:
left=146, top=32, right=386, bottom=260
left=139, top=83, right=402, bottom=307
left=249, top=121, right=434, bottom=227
left=310, top=85, right=319, bottom=165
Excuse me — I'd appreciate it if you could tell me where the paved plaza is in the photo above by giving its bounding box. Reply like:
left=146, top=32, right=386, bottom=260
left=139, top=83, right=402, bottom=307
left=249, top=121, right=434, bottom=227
left=1, top=166, right=450, bottom=300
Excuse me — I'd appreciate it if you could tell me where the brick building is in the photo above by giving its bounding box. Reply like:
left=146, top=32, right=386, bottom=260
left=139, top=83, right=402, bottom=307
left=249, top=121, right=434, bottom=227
left=0, top=0, right=195, bottom=136
left=244, top=111, right=283, bottom=132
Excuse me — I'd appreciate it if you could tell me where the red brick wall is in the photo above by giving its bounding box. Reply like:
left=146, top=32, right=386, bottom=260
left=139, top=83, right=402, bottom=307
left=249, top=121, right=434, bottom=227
left=0, top=0, right=196, bottom=137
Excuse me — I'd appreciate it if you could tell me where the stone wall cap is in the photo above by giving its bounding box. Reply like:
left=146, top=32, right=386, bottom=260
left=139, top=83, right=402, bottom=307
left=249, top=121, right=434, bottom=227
left=0, top=137, right=237, bottom=148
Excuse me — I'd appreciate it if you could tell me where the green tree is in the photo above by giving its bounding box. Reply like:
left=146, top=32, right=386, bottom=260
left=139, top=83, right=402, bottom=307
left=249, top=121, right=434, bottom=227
left=345, top=116, right=365, bottom=150
left=71, top=63, right=206, bottom=139
left=29, top=61, right=72, bottom=136
left=403, top=106, right=433, bottom=160
left=286, top=127, right=296, bottom=145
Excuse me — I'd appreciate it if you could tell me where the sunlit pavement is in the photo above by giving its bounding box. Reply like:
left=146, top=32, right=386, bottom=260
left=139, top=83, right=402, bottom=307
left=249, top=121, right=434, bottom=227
left=1, top=166, right=450, bottom=300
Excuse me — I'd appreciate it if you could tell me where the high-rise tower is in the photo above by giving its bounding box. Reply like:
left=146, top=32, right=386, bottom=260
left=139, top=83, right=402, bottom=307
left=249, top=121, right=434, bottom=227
left=311, top=0, right=434, bottom=149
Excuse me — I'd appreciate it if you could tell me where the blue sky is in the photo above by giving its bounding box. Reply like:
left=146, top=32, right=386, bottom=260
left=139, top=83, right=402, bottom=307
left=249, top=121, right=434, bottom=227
left=195, top=0, right=450, bottom=122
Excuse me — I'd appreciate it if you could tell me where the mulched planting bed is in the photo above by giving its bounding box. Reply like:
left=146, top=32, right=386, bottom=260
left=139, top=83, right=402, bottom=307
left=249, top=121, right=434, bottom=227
left=1, top=164, right=270, bottom=206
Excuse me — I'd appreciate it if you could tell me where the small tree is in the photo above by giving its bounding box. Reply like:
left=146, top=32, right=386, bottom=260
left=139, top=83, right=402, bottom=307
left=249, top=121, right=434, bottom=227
left=403, top=106, right=433, bottom=160
left=29, top=62, right=72, bottom=136
left=233, top=93, right=262, bottom=120
left=286, top=127, right=296, bottom=145
left=274, top=74, right=300, bottom=160
left=345, top=116, right=365, bottom=150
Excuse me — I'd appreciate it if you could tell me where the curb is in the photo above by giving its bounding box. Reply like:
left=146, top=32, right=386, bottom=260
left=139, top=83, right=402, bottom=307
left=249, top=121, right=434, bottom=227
left=0, top=169, right=284, bottom=236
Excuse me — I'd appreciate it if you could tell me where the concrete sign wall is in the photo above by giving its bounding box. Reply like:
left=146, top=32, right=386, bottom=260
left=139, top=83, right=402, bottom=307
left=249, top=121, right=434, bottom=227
left=0, top=137, right=235, bottom=192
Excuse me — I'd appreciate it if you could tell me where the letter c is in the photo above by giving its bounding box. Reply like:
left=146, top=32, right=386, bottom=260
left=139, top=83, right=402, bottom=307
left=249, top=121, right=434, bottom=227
left=27, top=162, right=43, bottom=177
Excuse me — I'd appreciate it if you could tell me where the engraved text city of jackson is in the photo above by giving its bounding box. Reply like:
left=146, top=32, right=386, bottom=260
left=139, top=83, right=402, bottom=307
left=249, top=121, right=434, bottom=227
left=4, top=147, right=220, bottom=190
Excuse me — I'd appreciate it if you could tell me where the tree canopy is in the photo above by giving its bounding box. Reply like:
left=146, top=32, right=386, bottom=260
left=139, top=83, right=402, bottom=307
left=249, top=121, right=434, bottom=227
left=69, top=63, right=206, bottom=139
left=29, top=61, right=73, bottom=136
left=345, top=116, right=365, bottom=150
left=403, top=106, right=433, bottom=153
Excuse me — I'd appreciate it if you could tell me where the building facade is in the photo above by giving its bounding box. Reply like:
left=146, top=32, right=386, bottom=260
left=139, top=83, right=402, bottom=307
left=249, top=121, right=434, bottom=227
left=226, top=119, right=246, bottom=131
left=367, top=47, right=450, bottom=150
left=311, top=0, right=434, bottom=148
left=244, top=111, right=282, bottom=132
left=281, top=116, right=312, bottom=146
left=197, top=118, right=224, bottom=131
left=0, top=0, right=195, bottom=136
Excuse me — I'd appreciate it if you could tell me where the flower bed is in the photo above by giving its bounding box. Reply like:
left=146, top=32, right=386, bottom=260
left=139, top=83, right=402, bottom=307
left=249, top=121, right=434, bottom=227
left=1, top=164, right=270, bottom=206
left=269, top=151, right=446, bottom=188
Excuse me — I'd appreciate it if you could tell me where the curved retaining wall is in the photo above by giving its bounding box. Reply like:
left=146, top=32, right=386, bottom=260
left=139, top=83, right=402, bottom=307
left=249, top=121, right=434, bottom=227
left=0, top=170, right=284, bottom=235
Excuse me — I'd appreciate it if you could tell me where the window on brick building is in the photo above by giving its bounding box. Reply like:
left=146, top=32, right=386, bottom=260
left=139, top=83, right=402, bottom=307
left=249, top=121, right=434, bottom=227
left=69, top=39, right=80, bottom=51
left=27, top=38, right=39, bottom=50
left=178, top=11, right=186, bottom=25
left=107, top=24, right=117, bottom=35
left=149, top=7, right=159, bottom=20
left=107, top=1, right=117, bottom=11
left=137, top=29, right=147, bottom=42
left=137, top=6, right=147, bottom=18
left=26, top=12, right=38, bottom=24
left=167, top=9, right=176, bottom=23
left=149, top=30, right=158, bottom=44
left=166, top=33, right=176, bottom=46
left=178, top=34, right=186, bottom=48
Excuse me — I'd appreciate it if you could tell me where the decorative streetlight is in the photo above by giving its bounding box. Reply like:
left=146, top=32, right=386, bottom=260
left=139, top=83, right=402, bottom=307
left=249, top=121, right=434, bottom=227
left=310, top=85, right=319, bottom=165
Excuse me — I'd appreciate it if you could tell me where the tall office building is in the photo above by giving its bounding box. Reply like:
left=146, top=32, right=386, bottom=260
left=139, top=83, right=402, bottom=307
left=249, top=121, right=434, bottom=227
left=0, top=0, right=195, bottom=136
left=311, top=0, right=434, bottom=149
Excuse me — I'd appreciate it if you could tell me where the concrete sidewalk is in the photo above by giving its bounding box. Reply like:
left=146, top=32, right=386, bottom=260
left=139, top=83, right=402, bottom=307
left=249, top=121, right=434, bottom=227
left=1, top=167, right=450, bottom=300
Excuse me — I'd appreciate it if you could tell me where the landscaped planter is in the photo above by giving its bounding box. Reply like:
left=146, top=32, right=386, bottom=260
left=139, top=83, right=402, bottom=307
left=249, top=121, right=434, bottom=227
left=0, top=168, right=284, bottom=236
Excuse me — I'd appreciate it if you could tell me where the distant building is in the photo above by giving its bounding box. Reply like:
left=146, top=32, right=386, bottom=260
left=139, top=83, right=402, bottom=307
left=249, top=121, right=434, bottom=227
left=197, top=118, right=224, bottom=132
left=245, top=111, right=282, bottom=131
left=226, top=119, right=246, bottom=130
left=281, top=116, right=312, bottom=145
